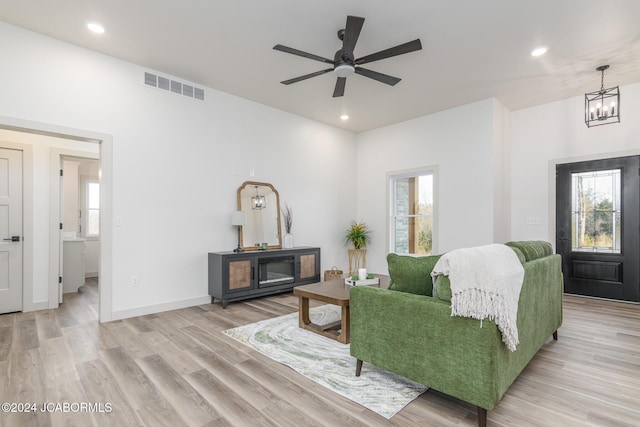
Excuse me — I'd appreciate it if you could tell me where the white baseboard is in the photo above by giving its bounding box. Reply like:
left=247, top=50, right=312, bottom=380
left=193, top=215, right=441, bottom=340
left=110, top=295, right=212, bottom=321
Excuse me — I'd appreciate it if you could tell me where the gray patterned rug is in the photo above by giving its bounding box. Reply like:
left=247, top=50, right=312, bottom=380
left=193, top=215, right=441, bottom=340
left=223, top=304, right=427, bottom=419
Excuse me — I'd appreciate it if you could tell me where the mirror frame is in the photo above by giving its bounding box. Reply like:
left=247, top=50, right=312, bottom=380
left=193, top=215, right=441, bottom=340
left=237, top=181, right=282, bottom=251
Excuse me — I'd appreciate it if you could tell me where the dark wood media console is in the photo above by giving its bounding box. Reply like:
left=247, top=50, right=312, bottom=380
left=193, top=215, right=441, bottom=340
left=208, top=247, right=321, bottom=308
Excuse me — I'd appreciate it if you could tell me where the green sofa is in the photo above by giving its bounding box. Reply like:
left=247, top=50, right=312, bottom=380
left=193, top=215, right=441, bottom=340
left=349, top=241, right=563, bottom=427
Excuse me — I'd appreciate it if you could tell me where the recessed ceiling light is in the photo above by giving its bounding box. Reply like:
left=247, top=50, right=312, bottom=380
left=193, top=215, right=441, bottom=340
left=87, top=22, right=105, bottom=34
left=340, top=114, right=349, bottom=121
left=531, top=46, right=548, bottom=57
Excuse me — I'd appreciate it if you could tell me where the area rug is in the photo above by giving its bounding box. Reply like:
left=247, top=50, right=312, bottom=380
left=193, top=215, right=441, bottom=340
left=223, top=305, right=427, bottom=419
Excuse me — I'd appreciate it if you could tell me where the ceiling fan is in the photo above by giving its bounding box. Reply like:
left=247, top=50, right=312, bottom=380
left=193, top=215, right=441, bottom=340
left=273, top=15, right=422, bottom=97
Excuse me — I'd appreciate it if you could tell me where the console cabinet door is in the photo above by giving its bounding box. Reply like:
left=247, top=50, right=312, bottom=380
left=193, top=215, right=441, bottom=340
left=226, top=258, right=254, bottom=293
left=296, top=249, right=320, bottom=284
left=299, top=254, right=316, bottom=280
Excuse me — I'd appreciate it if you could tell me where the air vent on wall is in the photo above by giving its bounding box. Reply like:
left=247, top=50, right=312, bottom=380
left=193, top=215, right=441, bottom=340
left=144, top=72, right=205, bottom=101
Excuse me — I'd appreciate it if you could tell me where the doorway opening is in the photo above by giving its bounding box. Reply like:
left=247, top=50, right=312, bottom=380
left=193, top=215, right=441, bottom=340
left=59, top=155, right=100, bottom=306
left=0, top=116, right=113, bottom=322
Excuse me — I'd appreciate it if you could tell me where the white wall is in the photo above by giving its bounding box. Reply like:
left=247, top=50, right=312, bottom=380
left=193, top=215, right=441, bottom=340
left=355, top=99, right=499, bottom=273
left=511, top=81, right=640, bottom=244
left=357, top=81, right=640, bottom=277
left=0, top=22, right=357, bottom=318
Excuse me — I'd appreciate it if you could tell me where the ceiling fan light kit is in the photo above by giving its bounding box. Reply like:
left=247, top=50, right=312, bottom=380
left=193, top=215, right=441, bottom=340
left=334, top=64, right=355, bottom=78
left=274, top=15, right=422, bottom=97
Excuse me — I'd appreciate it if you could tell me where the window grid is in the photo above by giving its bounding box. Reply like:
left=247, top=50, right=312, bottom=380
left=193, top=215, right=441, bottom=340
left=571, top=169, right=620, bottom=253
left=390, top=172, right=434, bottom=255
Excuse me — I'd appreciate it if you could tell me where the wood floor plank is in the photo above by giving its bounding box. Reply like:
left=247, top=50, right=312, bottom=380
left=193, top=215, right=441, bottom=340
left=62, top=325, right=100, bottom=364
left=34, top=309, right=62, bottom=340
left=12, top=318, right=39, bottom=352
left=45, top=379, right=95, bottom=427
left=38, top=335, right=80, bottom=388
left=184, top=368, right=280, bottom=427
left=185, top=345, right=327, bottom=427
left=0, top=312, right=15, bottom=328
left=6, top=348, right=51, bottom=427
left=0, top=326, right=12, bottom=361
left=75, top=358, right=143, bottom=427
left=1, top=283, right=638, bottom=427
left=137, top=353, right=221, bottom=426
left=99, top=346, right=187, bottom=426
left=102, top=323, right=155, bottom=359
left=233, top=357, right=374, bottom=426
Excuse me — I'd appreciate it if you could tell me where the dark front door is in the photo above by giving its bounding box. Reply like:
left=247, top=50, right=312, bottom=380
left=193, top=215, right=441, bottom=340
left=556, top=156, right=640, bottom=302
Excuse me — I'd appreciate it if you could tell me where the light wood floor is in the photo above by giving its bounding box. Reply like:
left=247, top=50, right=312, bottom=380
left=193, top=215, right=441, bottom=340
left=1, top=280, right=639, bottom=427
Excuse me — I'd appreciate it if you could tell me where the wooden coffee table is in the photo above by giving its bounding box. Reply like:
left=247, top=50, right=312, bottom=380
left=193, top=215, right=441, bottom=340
left=293, top=276, right=389, bottom=344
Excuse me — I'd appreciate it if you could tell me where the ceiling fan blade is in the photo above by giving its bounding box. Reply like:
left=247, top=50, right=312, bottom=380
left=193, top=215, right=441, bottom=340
left=342, top=16, right=365, bottom=57
left=355, top=39, right=422, bottom=65
left=273, top=44, right=334, bottom=64
left=281, top=68, right=333, bottom=85
left=333, top=77, right=346, bottom=97
left=355, top=67, right=401, bottom=86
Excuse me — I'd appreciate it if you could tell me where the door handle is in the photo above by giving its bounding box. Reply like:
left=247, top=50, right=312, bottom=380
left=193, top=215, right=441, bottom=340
left=3, top=236, right=20, bottom=242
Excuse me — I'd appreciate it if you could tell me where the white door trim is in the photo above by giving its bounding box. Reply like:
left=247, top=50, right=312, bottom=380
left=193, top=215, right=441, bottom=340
left=0, top=115, right=113, bottom=322
left=50, top=149, right=99, bottom=307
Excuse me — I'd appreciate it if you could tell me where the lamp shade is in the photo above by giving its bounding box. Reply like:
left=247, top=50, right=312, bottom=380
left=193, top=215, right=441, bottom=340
left=231, top=211, right=246, bottom=226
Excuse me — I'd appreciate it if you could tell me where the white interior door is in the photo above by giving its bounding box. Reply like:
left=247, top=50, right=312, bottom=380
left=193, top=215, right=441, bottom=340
left=0, top=148, right=23, bottom=313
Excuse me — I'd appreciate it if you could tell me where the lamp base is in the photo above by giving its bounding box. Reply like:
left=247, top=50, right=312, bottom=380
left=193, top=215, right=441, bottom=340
left=233, top=226, right=243, bottom=252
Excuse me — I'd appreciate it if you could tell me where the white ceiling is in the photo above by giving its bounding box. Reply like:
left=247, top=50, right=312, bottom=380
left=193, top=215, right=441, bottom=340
left=1, top=0, right=640, bottom=133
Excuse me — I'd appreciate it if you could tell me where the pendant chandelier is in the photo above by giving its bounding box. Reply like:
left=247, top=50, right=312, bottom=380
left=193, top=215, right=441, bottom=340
left=251, top=185, right=266, bottom=210
left=585, top=65, right=620, bottom=128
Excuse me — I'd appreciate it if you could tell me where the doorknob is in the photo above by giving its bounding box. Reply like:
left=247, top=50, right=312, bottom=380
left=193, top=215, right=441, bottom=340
left=3, top=236, right=20, bottom=242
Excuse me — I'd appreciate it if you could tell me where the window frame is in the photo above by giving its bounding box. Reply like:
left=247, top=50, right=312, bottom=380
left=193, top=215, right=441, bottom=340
left=85, top=178, right=100, bottom=238
left=387, top=166, right=438, bottom=255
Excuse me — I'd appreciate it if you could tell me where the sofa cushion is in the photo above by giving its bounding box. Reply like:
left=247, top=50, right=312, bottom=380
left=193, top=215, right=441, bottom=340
left=387, top=253, right=441, bottom=296
left=506, top=241, right=552, bottom=262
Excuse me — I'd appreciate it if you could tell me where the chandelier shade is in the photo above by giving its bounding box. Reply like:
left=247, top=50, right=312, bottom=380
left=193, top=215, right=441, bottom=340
left=585, top=65, right=620, bottom=128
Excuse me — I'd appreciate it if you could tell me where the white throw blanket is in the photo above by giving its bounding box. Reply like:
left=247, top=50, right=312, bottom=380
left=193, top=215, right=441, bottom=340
left=431, top=244, right=524, bottom=351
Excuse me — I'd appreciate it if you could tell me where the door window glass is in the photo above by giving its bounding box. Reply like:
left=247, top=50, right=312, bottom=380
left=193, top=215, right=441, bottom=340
left=571, top=169, right=620, bottom=253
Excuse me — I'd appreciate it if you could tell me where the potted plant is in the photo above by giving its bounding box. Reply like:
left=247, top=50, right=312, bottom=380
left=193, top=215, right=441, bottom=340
left=345, top=221, right=370, bottom=249
left=345, top=221, right=370, bottom=275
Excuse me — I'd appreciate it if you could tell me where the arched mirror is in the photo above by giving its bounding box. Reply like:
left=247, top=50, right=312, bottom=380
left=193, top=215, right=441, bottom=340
left=237, top=181, right=282, bottom=250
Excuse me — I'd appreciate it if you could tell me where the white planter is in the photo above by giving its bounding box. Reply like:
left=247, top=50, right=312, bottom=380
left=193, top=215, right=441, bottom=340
left=283, top=233, right=294, bottom=249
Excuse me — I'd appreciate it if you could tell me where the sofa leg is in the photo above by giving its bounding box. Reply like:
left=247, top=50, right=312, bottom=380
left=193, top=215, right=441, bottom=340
left=355, top=359, right=363, bottom=377
left=477, top=407, right=487, bottom=427
left=553, top=330, right=558, bottom=340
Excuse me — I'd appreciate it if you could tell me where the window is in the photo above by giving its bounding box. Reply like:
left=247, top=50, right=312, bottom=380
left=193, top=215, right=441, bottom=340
left=86, top=180, right=100, bottom=237
left=571, top=169, right=620, bottom=253
left=390, top=169, right=435, bottom=255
